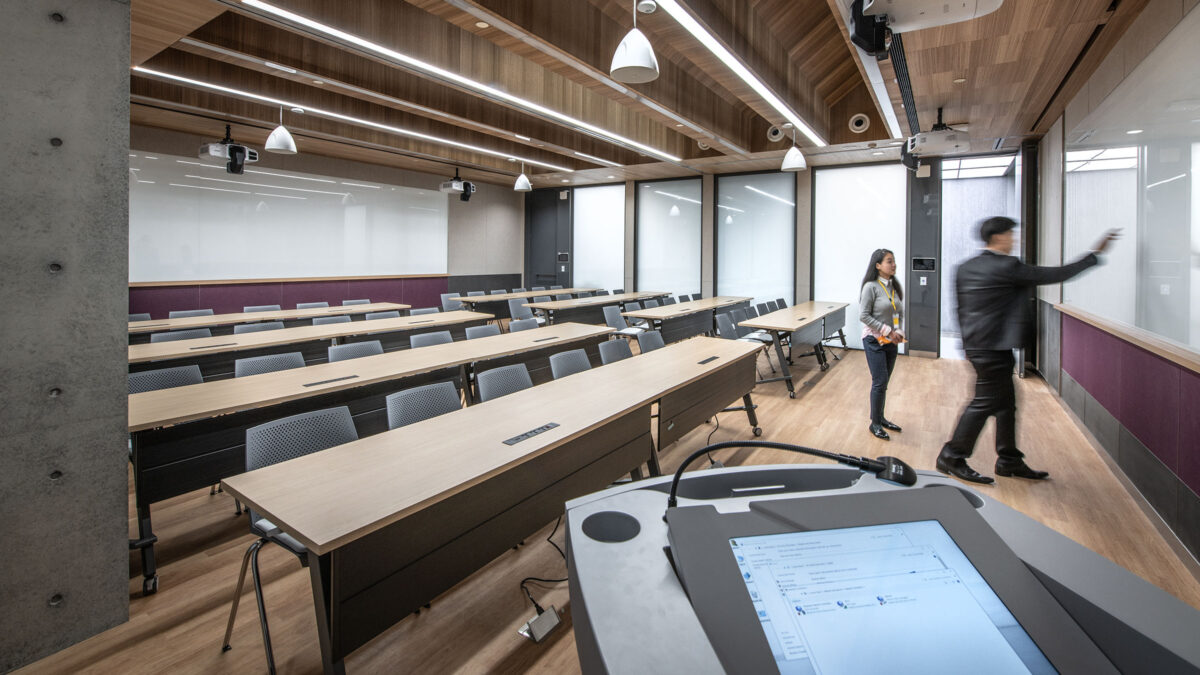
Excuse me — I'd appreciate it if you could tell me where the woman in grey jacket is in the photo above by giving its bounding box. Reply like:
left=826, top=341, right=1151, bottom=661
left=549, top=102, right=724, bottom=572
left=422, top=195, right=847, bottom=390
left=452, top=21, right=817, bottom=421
left=860, top=249, right=905, bottom=440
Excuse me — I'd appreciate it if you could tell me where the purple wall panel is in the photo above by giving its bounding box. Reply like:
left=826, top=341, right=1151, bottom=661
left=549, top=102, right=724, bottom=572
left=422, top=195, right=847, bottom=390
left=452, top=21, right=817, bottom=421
left=1087, top=326, right=1123, bottom=414
left=1061, top=315, right=1088, bottom=384
left=129, top=286, right=199, bottom=319
left=1179, top=369, right=1200, bottom=497
left=1118, top=340, right=1180, bottom=472
left=198, top=283, right=283, bottom=315
left=280, top=281, right=348, bottom=309
left=344, top=279, right=403, bottom=304
left=403, top=277, right=449, bottom=310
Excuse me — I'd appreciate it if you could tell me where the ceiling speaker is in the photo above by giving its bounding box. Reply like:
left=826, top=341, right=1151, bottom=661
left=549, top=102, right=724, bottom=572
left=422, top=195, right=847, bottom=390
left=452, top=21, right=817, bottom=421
left=849, top=113, right=871, bottom=134
left=697, top=140, right=710, bottom=150
left=767, top=126, right=785, bottom=143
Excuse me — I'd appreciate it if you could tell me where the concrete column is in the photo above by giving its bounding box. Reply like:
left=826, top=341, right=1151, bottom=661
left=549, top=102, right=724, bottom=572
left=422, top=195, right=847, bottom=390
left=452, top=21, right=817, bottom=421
left=795, top=170, right=813, bottom=303
left=624, top=180, right=636, bottom=291
left=701, top=174, right=715, bottom=296
left=0, top=1, right=130, bottom=670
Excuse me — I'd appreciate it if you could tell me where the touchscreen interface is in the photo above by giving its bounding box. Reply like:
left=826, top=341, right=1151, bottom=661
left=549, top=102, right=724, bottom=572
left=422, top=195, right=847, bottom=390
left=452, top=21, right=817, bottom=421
left=729, top=520, right=1055, bottom=675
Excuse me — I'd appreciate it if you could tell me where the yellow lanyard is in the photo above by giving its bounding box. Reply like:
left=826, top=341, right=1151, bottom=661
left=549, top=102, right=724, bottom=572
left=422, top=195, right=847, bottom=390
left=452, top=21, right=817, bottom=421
left=878, top=279, right=899, bottom=327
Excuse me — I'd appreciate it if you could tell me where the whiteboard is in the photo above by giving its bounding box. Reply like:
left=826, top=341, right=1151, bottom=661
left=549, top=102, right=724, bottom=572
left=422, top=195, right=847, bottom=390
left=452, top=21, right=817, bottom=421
left=128, top=152, right=448, bottom=281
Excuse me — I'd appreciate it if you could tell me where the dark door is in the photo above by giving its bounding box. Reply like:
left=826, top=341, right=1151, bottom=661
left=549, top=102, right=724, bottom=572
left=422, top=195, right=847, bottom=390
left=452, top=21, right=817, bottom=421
left=525, top=189, right=572, bottom=288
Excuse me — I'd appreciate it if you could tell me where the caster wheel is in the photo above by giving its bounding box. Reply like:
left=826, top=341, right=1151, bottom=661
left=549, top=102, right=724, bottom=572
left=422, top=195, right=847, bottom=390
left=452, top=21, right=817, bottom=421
left=788, top=391, right=796, bottom=399
left=820, top=363, right=829, bottom=371
left=753, top=427, right=763, bottom=437
left=143, top=575, right=158, bottom=596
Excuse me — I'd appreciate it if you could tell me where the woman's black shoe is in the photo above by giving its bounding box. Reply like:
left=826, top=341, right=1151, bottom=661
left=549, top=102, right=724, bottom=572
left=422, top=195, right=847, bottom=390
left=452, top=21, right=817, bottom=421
left=869, top=423, right=890, bottom=440
left=881, top=419, right=902, bottom=432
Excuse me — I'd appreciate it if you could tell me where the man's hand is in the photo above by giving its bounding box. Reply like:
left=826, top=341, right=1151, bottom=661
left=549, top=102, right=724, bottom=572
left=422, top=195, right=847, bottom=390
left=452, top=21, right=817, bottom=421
left=1092, top=228, right=1121, bottom=254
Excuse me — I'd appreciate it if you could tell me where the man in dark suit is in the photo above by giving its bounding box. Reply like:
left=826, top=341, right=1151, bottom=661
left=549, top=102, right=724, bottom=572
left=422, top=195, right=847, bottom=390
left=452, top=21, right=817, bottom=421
left=937, top=217, right=1119, bottom=484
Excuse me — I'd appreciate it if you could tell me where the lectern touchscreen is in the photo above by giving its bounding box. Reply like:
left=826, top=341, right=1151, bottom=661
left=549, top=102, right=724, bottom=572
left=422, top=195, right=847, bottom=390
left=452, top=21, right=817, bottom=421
left=729, top=521, right=1053, bottom=674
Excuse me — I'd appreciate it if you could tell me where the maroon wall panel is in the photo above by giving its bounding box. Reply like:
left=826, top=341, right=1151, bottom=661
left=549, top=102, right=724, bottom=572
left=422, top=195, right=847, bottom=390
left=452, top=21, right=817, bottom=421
left=129, top=286, right=200, bottom=319
left=1119, top=345, right=1180, bottom=472
left=1061, top=315, right=1088, bottom=383
left=1179, top=369, right=1200, bottom=496
left=198, top=283, right=283, bottom=315
left=280, top=281, right=348, bottom=309
left=1087, top=325, right=1125, bottom=415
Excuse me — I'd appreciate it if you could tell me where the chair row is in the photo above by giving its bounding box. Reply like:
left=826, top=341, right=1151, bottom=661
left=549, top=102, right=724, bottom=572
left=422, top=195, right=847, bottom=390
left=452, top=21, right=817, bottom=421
left=145, top=310, right=409, bottom=343
left=129, top=300, right=376, bottom=322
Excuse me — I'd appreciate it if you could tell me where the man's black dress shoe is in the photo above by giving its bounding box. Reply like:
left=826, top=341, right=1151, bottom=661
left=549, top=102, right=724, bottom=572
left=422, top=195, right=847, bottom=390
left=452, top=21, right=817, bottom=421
left=936, top=455, right=995, bottom=484
left=995, top=462, right=1049, bottom=480
left=868, top=423, right=890, bottom=440
left=881, top=419, right=902, bottom=432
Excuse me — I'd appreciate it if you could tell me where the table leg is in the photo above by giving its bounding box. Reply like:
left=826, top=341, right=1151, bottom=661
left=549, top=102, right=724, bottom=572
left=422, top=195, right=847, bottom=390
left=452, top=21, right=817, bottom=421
left=308, top=552, right=346, bottom=675
left=129, top=501, right=158, bottom=595
left=754, top=332, right=796, bottom=398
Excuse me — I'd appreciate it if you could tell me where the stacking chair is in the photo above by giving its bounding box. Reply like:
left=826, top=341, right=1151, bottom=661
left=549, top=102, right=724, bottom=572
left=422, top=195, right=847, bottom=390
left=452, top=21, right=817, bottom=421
left=613, top=288, right=624, bottom=294
left=531, top=286, right=546, bottom=291
left=550, top=285, right=563, bottom=290
left=168, top=309, right=213, bottom=319
left=476, top=363, right=533, bottom=402
left=509, top=318, right=539, bottom=332
left=233, top=321, right=284, bottom=335
left=129, top=313, right=151, bottom=322
left=508, top=299, right=545, bottom=326
left=662, top=297, right=676, bottom=305
left=244, top=305, right=281, bottom=313
left=365, top=310, right=400, bottom=320
left=234, top=352, right=304, bottom=378
left=598, top=339, right=633, bottom=365
left=577, top=291, right=592, bottom=298
left=676, top=295, right=690, bottom=304
left=745, top=305, right=759, bottom=318
left=466, top=291, right=486, bottom=297
left=466, top=324, right=501, bottom=340
left=296, top=302, right=328, bottom=309
left=603, top=305, right=644, bottom=339
left=385, top=381, right=462, bottom=429
left=530, top=296, right=553, bottom=322
left=512, top=288, right=527, bottom=293
left=637, top=330, right=665, bottom=353
left=729, top=309, right=775, bottom=371
left=151, top=328, right=211, bottom=343
left=765, top=300, right=780, bottom=312
left=327, top=340, right=383, bottom=363
left=690, top=294, right=702, bottom=301
left=555, top=293, right=573, bottom=301
left=775, top=298, right=787, bottom=309
left=643, top=299, right=660, bottom=308
left=489, top=289, right=507, bottom=295
left=594, top=290, right=609, bottom=295
left=549, top=349, right=592, bottom=380
left=410, top=331, right=453, bottom=349
left=757, top=302, right=772, bottom=316
left=342, top=299, right=370, bottom=305
left=127, top=365, right=202, bottom=394
left=622, top=301, right=650, bottom=329
left=313, top=315, right=351, bottom=326
left=221, top=406, right=359, bottom=673
left=440, top=293, right=463, bottom=312
left=410, top=307, right=440, bottom=315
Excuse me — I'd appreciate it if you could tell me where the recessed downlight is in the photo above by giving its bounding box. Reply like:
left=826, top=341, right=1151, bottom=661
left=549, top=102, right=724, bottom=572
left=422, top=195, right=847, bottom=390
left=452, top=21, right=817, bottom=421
left=952, top=78, right=967, bottom=84
left=475, top=21, right=489, bottom=28
left=1126, top=129, right=1144, bottom=135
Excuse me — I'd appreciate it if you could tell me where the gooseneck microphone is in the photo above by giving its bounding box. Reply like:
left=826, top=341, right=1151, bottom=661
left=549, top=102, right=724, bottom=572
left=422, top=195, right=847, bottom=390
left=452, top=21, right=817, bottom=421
left=665, top=441, right=918, bottom=510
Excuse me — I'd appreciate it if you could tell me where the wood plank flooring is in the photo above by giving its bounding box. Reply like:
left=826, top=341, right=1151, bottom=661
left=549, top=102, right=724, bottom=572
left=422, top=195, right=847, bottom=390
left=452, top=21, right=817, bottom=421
left=19, top=348, right=1200, bottom=674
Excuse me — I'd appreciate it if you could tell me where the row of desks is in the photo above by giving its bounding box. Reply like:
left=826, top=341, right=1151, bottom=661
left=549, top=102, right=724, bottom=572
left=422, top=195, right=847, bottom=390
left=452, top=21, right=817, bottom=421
left=624, top=296, right=753, bottom=342
left=448, top=287, right=598, bottom=318
left=221, top=336, right=762, bottom=673
left=128, top=302, right=410, bottom=342
left=740, top=301, right=849, bottom=396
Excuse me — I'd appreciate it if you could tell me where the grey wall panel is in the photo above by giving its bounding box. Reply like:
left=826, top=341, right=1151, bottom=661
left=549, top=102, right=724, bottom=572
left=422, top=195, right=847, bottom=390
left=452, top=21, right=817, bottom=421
left=1038, top=301, right=1062, bottom=391
left=906, top=159, right=941, bottom=354
left=0, top=1, right=130, bottom=669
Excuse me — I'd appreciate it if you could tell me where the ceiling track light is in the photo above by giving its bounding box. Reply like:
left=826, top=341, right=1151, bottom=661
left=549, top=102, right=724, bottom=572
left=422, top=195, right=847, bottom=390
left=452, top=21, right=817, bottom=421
left=240, top=0, right=681, bottom=163
left=610, top=0, right=661, bottom=84
left=265, top=105, right=298, bottom=154
left=514, top=162, right=532, bottom=191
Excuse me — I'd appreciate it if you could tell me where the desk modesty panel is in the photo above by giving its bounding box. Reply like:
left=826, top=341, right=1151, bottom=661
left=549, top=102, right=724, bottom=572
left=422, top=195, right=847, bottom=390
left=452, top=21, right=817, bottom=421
left=622, top=296, right=753, bottom=343
left=450, top=288, right=600, bottom=319
left=128, top=302, right=410, bottom=341
left=524, top=291, right=670, bottom=325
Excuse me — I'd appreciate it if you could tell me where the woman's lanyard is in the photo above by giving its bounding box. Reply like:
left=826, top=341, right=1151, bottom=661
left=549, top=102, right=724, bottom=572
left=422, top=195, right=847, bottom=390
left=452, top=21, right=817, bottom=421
left=878, top=279, right=899, bottom=328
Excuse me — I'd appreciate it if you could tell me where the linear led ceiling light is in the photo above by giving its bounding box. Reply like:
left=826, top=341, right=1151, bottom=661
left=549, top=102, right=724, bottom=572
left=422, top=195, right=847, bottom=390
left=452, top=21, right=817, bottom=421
left=655, top=0, right=826, bottom=147
left=133, top=66, right=573, bottom=172
left=240, top=0, right=681, bottom=162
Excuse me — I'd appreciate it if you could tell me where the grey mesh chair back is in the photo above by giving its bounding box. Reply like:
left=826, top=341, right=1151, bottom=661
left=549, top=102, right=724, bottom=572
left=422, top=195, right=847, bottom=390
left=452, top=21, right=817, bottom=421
left=313, top=315, right=352, bottom=326
left=410, top=331, right=453, bottom=349
left=296, top=302, right=329, bottom=309
left=577, top=291, right=592, bottom=298
left=533, top=295, right=552, bottom=303
left=385, top=381, right=462, bottom=430
left=691, top=293, right=702, bottom=301
left=509, top=318, right=538, bottom=332
left=410, top=307, right=441, bottom=315
left=603, top=305, right=630, bottom=330
left=549, top=349, right=592, bottom=380
left=730, top=308, right=752, bottom=337
left=128, top=365, right=203, bottom=394
left=625, top=301, right=642, bottom=311
left=466, top=324, right=501, bottom=340
left=151, top=328, right=212, bottom=342
left=168, top=309, right=214, bottom=319
left=765, top=300, right=780, bottom=312
left=342, top=299, right=371, bottom=305
left=757, top=302, right=772, bottom=316
left=598, top=339, right=633, bottom=365
left=531, top=286, right=546, bottom=291
left=234, top=352, right=305, bottom=378
left=715, top=313, right=738, bottom=340
left=489, top=289, right=507, bottom=295
left=513, top=288, right=527, bottom=293
left=775, top=298, right=786, bottom=308
left=595, top=290, right=609, bottom=295
left=234, top=321, right=284, bottom=334
left=637, top=330, right=665, bottom=353
left=643, top=299, right=660, bottom=308
left=508, top=299, right=536, bottom=321
left=550, top=285, right=563, bottom=290
left=613, top=288, right=624, bottom=294
left=466, top=291, right=486, bottom=297
left=365, top=310, right=400, bottom=320
left=677, top=295, right=690, bottom=304
left=245, top=406, right=358, bottom=474
left=129, top=313, right=151, bottom=322
left=555, top=293, right=572, bottom=301
left=662, top=297, right=676, bottom=305
left=328, top=340, right=383, bottom=363
left=476, top=363, right=533, bottom=402
left=244, top=304, right=281, bottom=313
left=440, top=292, right=464, bottom=312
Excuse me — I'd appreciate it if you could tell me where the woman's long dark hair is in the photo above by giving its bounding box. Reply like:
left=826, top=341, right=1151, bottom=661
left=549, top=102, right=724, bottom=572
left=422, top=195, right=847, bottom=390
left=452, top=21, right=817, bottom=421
left=861, top=248, right=902, bottom=300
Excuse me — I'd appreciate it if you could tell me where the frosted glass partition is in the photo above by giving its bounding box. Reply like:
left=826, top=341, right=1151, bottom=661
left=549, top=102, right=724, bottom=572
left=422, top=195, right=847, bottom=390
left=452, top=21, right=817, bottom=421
left=716, top=172, right=795, bottom=306
left=128, top=152, right=448, bottom=282
left=572, top=184, right=626, bottom=291
left=813, top=164, right=907, bottom=350
left=636, top=179, right=702, bottom=296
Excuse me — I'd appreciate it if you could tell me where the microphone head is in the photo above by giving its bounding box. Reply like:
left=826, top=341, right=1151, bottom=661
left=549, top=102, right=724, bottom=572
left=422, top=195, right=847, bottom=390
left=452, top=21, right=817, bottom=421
left=874, top=456, right=918, bottom=486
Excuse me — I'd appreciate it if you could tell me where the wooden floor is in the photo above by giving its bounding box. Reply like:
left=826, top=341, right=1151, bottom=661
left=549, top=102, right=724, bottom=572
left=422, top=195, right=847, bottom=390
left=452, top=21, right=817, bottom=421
left=21, top=347, right=1200, bottom=674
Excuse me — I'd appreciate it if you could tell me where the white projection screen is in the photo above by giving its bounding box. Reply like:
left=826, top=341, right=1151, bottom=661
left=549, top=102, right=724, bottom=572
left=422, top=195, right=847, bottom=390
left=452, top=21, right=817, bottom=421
left=572, top=184, right=626, bottom=290
left=814, top=164, right=908, bottom=350
left=128, top=152, right=448, bottom=282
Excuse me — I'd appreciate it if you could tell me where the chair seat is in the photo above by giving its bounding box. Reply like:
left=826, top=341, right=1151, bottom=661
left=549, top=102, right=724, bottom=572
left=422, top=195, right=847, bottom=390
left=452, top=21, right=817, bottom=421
left=616, top=326, right=645, bottom=337
left=744, top=331, right=774, bottom=343
left=252, top=518, right=307, bottom=556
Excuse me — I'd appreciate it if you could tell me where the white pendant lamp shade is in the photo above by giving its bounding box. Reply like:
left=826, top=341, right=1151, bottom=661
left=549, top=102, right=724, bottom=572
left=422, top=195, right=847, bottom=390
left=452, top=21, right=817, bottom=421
left=668, top=204, right=681, bottom=217
left=265, top=106, right=298, bottom=154
left=514, top=163, right=532, bottom=192
left=610, top=27, right=660, bottom=83
left=781, top=144, right=806, bottom=171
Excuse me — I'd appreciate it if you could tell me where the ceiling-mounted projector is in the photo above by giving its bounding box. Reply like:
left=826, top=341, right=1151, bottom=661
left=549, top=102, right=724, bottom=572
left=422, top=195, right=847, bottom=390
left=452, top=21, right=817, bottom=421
left=862, top=0, right=1004, bottom=33
left=199, top=125, right=259, bottom=174
left=905, top=107, right=969, bottom=158
left=439, top=168, right=476, bottom=202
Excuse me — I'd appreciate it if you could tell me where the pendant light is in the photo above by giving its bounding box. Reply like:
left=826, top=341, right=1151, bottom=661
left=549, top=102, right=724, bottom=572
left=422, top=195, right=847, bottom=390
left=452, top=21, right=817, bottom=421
left=610, top=1, right=660, bottom=84
left=265, top=106, right=298, bottom=154
left=514, top=162, right=532, bottom=192
left=669, top=204, right=681, bottom=217
left=781, top=129, right=806, bottom=171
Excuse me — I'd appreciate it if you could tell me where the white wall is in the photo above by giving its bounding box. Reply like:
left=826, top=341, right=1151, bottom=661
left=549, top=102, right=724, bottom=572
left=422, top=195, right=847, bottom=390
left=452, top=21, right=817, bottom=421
left=637, top=179, right=703, bottom=296
left=572, top=184, right=625, bottom=290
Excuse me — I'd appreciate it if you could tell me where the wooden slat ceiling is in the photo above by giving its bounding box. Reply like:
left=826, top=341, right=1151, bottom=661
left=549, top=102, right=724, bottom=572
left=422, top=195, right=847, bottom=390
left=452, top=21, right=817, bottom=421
left=129, top=0, right=1140, bottom=185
